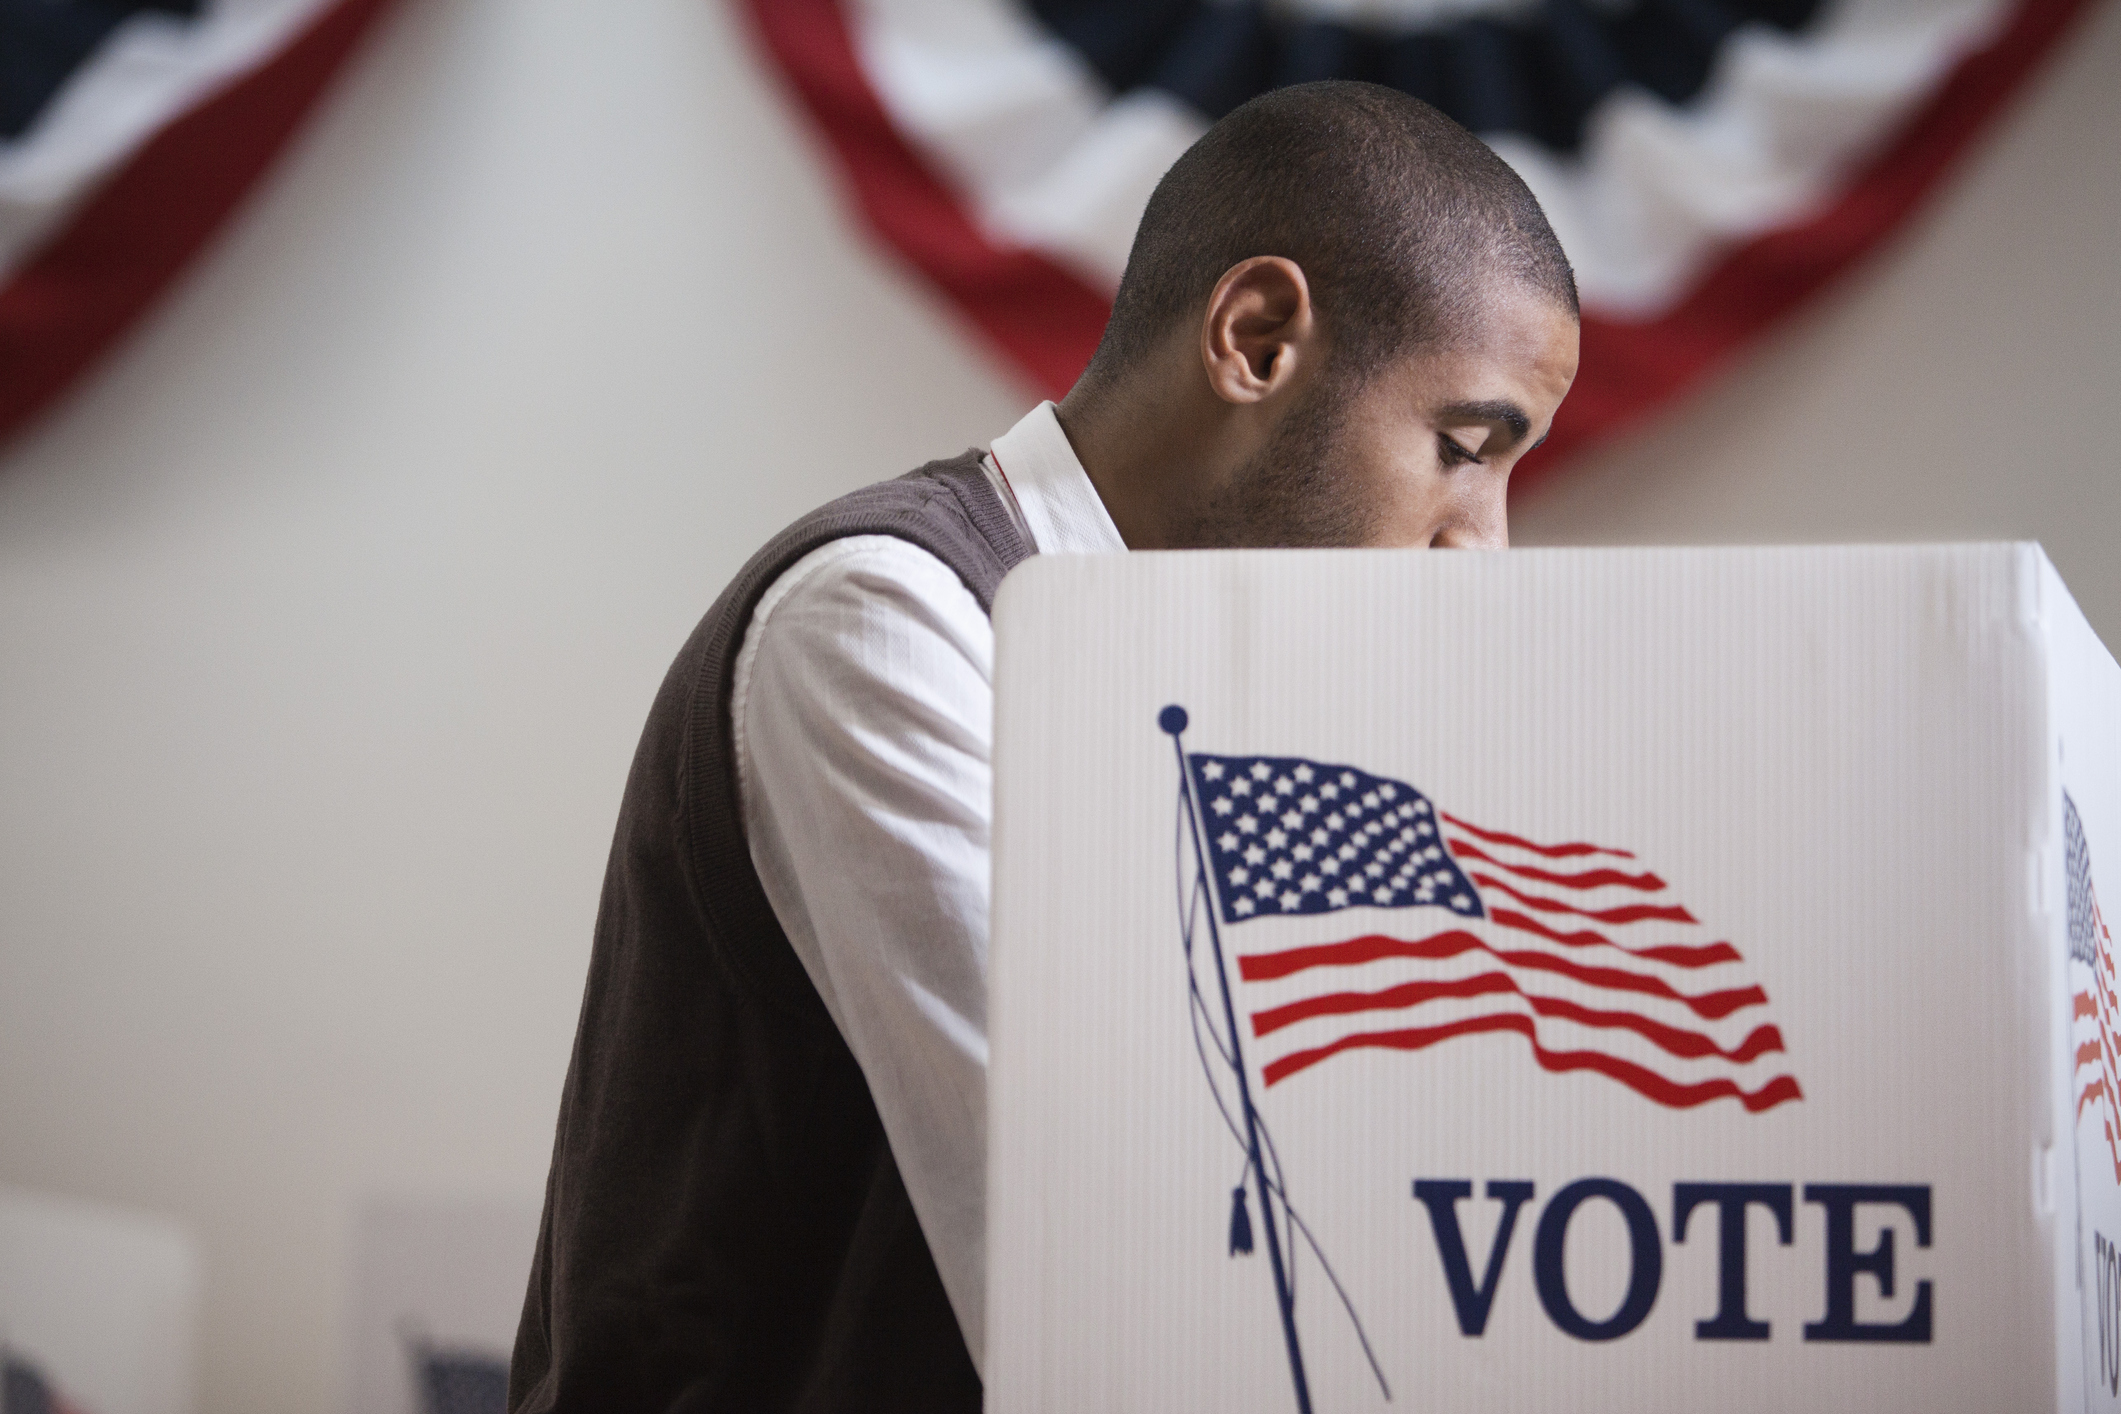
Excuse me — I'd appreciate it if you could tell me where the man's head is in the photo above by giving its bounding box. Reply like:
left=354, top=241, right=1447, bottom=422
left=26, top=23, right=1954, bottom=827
left=1059, top=81, right=1580, bottom=550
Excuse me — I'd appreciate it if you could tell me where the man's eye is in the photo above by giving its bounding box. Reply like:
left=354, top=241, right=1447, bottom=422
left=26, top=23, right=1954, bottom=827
left=1438, top=434, right=1482, bottom=467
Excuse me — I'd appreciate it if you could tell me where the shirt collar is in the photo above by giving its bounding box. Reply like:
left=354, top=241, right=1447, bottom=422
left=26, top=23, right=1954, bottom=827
left=987, top=402, right=1127, bottom=555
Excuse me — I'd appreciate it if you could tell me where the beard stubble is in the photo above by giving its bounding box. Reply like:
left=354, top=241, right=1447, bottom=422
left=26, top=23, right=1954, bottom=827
left=1164, top=381, right=1380, bottom=549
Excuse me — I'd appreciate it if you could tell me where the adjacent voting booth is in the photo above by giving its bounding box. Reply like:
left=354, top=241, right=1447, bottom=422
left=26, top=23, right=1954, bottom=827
left=987, top=545, right=2121, bottom=1412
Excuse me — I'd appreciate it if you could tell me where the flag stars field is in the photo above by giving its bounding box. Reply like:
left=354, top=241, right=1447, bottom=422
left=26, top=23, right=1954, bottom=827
left=1193, top=756, right=1486, bottom=924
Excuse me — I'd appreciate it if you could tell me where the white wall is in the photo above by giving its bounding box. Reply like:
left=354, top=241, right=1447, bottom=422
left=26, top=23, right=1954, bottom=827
left=0, top=0, right=2112, bottom=1410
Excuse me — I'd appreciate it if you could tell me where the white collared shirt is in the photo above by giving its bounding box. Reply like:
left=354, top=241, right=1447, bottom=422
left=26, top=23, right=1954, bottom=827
left=731, top=403, right=1123, bottom=1371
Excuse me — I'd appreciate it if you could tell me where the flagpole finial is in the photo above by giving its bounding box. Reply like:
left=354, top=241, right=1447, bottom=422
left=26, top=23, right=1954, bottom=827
left=1158, top=705, right=1188, bottom=736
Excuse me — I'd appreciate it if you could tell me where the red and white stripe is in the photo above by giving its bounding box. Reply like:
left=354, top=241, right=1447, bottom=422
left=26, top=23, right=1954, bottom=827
left=0, top=0, right=401, bottom=442
left=1225, top=813, right=1803, bottom=1112
left=2075, top=885, right=2121, bottom=1182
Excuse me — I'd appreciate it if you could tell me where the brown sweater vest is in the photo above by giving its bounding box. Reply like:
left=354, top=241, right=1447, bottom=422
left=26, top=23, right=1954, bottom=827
left=511, top=451, right=1032, bottom=1413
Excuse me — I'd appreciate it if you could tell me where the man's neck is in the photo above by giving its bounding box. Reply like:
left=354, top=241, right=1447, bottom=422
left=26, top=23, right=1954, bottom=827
left=1055, top=366, right=1238, bottom=552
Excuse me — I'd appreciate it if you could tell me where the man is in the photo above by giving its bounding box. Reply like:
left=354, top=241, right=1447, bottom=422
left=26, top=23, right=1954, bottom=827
left=511, top=80, right=1578, bottom=1412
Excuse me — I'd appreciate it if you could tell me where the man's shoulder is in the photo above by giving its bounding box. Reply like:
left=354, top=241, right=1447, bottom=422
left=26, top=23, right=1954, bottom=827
left=655, top=448, right=1026, bottom=705
left=781, top=449, right=1001, bottom=548
left=741, top=448, right=1029, bottom=618
left=749, top=533, right=984, bottom=645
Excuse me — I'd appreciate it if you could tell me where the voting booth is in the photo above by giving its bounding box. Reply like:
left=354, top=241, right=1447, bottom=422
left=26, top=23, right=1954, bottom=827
left=988, top=544, right=2121, bottom=1412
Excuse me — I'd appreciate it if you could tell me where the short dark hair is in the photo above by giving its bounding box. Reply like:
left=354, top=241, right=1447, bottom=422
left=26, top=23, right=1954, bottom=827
left=1081, top=81, right=1577, bottom=388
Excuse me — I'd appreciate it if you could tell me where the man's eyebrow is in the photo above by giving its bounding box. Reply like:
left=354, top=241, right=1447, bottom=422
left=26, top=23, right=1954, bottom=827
left=1437, top=400, right=1531, bottom=441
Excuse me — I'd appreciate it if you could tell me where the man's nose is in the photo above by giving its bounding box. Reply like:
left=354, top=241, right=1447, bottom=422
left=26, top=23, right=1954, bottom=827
left=1430, top=487, right=1510, bottom=549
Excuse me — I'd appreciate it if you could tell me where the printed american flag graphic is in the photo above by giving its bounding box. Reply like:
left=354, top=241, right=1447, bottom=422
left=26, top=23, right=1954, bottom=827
left=1185, top=751, right=1802, bottom=1111
left=2068, top=794, right=2120, bottom=1180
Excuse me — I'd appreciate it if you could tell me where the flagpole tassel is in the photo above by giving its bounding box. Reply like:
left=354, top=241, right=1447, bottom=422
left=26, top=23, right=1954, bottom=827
left=1229, top=1184, right=1255, bottom=1256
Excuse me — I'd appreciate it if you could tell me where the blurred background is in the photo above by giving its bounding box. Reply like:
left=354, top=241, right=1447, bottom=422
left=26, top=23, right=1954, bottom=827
left=0, top=0, right=2114, bottom=1411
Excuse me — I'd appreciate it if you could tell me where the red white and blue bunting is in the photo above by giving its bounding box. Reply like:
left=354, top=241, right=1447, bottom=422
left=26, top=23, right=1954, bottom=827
left=744, top=0, right=2096, bottom=478
left=0, top=0, right=399, bottom=444
left=0, top=1, right=2091, bottom=463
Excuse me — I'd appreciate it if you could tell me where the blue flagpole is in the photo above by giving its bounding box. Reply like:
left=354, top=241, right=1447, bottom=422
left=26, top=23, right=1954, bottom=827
left=1161, top=705, right=1313, bottom=1414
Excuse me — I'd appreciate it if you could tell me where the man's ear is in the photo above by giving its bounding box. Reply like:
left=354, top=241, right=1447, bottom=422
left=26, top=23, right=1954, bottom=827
left=1199, top=256, right=1314, bottom=406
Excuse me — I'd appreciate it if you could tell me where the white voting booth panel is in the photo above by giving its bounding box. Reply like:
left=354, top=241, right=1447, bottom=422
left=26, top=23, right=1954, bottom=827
left=988, top=544, right=2121, bottom=1413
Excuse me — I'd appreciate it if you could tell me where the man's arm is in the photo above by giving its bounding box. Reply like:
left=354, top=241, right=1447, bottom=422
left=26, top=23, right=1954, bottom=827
left=731, top=532, right=996, bottom=1370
